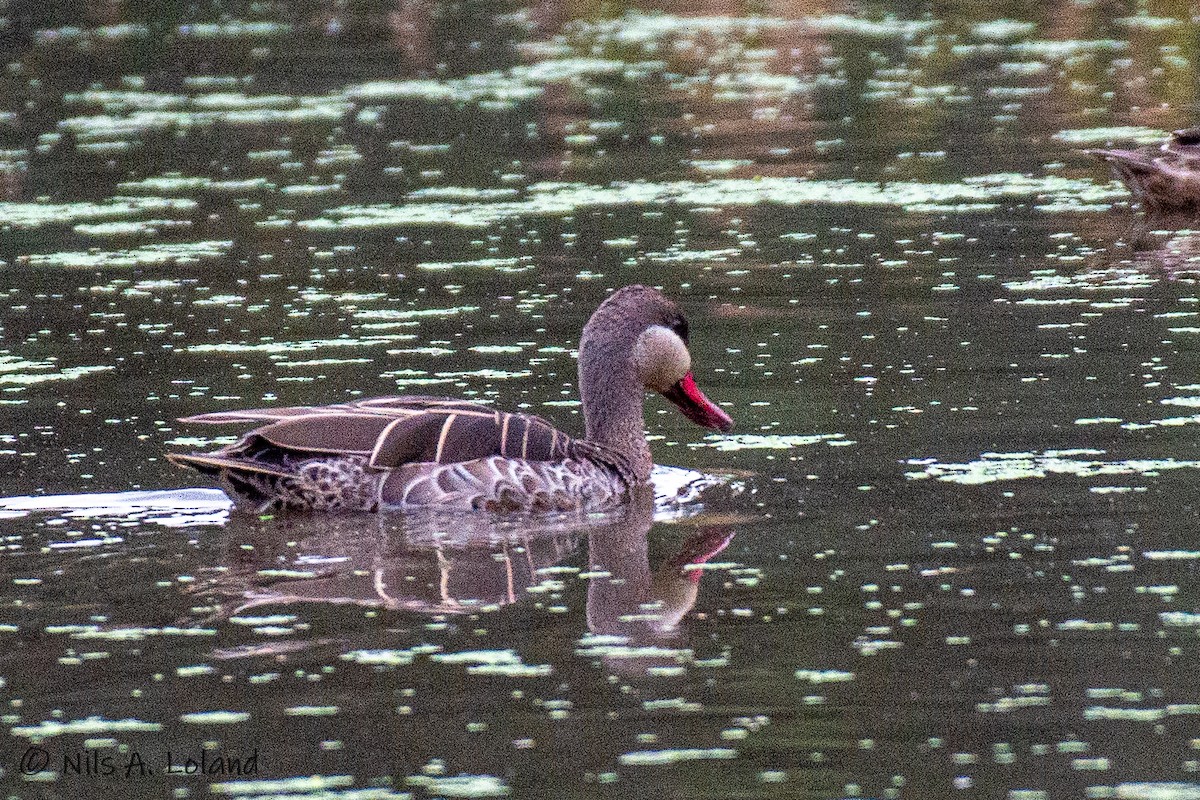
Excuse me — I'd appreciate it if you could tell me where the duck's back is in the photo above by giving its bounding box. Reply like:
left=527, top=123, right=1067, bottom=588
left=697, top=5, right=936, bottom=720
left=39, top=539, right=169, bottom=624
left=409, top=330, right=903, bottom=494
left=168, top=396, right=636, bottom=513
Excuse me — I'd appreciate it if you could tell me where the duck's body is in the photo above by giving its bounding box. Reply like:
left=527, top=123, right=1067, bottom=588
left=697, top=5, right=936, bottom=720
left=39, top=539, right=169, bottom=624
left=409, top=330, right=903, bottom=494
left=170, top=397, right=636, bottom=513
left=1086, top=127, right=1200, bottom=216
left=168, top=286, right=733, bottom=514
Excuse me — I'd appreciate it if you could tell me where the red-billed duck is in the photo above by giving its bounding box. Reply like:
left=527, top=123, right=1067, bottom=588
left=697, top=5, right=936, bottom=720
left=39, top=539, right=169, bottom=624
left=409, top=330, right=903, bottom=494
left=168, top=285, right=733, bottom=513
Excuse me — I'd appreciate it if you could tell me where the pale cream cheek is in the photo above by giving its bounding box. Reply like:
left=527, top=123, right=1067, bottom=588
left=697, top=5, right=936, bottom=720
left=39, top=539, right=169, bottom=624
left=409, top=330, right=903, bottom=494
left=633, top=326, right=691, bottom=391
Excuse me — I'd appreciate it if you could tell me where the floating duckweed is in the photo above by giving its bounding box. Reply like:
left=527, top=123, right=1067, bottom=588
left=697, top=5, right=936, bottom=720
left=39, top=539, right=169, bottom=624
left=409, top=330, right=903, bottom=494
left=467, top=663, right=553, bottom=677
left=432, top=649, right=524, bottom=665
left=1105, top=786, right=1200, bottom=800
left=618, top=748, right=738, bottom=766
left=906, top=451, right=1200, bottom=484
left=36, top=24, right=150, bottom=43
left=353, top=306, right=479, bottom=321
left=210, top=775, right=354, bottom=795
left=117, top=176, right=273, bottom=193
left=300, top=174, right=1122, bottom=232
left=642, top=698, right=702, bottom=712
left=341, top=646, right=443, bottom=666
left=794, top=669, right=856, bottom=683
left=405, top=775, right=511, bottom=797
left=418, top=257, right=532, bottom=272
left=188, top=335, right=410, bottom=354
left=1052, top=126, right=1167, bottom=145
left=176, top=665, right=215, bottom=677
left=575, top=643, right=693, bottom=660
left=801, top=14, right=937, bottom=37
left=19, top=241, right=231, bottom=269
left=0, top=364, right=113, bottom=387
left=72, top=219, right=193, bottom=236
left=284, top=706, right=340, bottom=716
left=177, top=21, right=293, bottom=38
left=698, top=433, right=850, bottom=450
left=229, top=615, right=297, bottom=626
left=1010, top=39, right=1125, bottom=58
left=1114, top=15, right=1180, bottom=29
left=12, top=717, right=163, bottom=739
left=976, top=695, right=1052, bottom=713
left=972, top=20, right=1037, bottom=40
left=180, top=710, right=251, bottom=724
left=0, top=197, right=197, bottom=229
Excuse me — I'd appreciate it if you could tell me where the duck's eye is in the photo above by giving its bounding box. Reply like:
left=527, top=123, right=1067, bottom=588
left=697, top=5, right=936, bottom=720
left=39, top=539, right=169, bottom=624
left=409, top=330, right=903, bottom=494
left=1175, top=128, right=1200, bottom=145
left=669, top=316, right=689, bottom=344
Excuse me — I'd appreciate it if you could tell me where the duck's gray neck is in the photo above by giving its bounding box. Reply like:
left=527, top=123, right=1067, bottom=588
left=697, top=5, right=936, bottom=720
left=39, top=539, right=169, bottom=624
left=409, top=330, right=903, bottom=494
left=579, top=347, right=652, bottom=482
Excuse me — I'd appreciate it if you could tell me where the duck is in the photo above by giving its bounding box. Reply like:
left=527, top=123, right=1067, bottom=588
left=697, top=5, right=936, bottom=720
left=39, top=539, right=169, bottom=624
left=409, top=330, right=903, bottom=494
left=1085, top=127, right=1200, bottom=216
left=167, top=285, right=734, bottom=514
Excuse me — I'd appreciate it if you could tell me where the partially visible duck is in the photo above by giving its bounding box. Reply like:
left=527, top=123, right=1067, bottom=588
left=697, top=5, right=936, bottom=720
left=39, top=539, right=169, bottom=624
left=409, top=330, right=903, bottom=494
left=1085, top=127, right=1200, bottom=216
left=168, top=285, right=733, bottom=514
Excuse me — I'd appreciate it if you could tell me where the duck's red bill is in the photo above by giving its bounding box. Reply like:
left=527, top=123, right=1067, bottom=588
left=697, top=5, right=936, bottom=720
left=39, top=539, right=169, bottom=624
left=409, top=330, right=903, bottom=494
left=662, top=372, right=734, bottom=432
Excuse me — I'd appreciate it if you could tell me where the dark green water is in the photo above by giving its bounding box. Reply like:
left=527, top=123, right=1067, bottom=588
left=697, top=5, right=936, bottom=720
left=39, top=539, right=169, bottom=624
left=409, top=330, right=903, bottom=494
left=3, top=2, right=1200, bottom=798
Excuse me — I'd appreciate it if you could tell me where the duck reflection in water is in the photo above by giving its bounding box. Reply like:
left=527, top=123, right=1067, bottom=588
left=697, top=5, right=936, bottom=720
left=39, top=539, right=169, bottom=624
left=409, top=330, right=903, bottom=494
left=585, top=491, right=733, bottom=639
left=188, top=488, right=735, bottom=662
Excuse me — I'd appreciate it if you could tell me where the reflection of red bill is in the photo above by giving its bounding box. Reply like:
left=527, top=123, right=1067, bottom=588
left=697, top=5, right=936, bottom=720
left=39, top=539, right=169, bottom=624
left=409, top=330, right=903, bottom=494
left=661, top=372, right=734, bottom=432
left=671, top=527, right=736, bottom=583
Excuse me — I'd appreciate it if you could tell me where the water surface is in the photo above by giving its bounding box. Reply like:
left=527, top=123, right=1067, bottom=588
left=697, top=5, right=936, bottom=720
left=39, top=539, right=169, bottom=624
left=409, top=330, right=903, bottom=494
left=3, top=2, right=1200, bottom=798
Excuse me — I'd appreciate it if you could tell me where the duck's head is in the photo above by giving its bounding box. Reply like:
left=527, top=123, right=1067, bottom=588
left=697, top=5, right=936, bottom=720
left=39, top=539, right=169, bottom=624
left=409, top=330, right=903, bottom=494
left=579, top=285, right=733, bottom=433
left=1173, top=127, right=1200, bottom=147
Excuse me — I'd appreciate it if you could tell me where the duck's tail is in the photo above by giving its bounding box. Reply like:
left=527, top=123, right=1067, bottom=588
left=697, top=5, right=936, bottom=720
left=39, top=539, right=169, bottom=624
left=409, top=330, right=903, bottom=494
left=1081, top=148, right=1158, bottom=175
left=166, top=451, right=291, bottom=478
left=166, top=452, right=293, bottom=513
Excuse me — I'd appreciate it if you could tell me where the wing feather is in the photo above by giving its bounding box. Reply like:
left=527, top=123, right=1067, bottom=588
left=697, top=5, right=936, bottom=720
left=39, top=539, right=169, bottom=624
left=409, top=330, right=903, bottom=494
left=179, top=406, right=353, bottom=424
left=180, top=395, right=496, bottom=424
left=176, top=396, right=592, bottom=473
left=433, top=414, right=457, bottom=463
left=254, top=413, right=397, bottom=455
left=366, top=413, right=453, bottom=468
